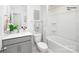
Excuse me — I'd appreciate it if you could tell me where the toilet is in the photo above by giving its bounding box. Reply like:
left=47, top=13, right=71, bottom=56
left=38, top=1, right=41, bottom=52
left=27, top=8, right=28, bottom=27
left=34, top=34, right=48, bottom=52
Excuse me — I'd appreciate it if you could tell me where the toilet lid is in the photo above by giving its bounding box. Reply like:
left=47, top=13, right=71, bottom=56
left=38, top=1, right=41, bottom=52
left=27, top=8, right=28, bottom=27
left=37, top=42, right=48, bottom=49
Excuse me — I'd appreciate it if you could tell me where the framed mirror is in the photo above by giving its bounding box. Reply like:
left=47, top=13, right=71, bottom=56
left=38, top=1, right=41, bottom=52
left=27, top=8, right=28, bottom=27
left=4, top=5, right=27, bottom=33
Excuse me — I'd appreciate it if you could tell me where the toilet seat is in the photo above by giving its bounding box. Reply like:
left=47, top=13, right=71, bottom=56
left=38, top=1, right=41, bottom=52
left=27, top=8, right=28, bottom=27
left=37, top=42, right=48, bottom=49
left=37, top=42, right=48, bottom=52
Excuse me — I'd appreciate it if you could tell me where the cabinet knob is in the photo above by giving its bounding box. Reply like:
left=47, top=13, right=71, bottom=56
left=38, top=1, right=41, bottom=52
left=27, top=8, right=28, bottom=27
left=1, top=47, right=7, bottom=51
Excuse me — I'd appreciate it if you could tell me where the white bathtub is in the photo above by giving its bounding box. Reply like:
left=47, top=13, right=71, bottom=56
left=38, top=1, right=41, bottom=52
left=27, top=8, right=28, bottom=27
left=47, top=35, right=78, bottom=53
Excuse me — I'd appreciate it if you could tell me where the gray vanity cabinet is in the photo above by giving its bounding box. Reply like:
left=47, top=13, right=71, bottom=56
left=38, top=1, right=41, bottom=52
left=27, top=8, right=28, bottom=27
left=2, top=35, right=32, bottom=53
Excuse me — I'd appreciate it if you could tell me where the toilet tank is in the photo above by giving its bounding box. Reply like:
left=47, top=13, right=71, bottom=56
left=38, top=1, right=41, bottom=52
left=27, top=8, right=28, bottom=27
left=34, top=33, right=41, bottom=43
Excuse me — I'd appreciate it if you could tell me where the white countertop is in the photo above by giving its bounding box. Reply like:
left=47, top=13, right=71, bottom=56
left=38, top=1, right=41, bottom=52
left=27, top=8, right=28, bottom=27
left=2, top=31, right=33, bottom=40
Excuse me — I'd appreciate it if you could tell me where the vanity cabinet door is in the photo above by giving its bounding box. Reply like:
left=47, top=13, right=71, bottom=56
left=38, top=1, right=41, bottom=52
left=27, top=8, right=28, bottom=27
left=20, top=41, right=32, bottom=53
left=3, top=44, right=18, bottom=53
left=3, top=41, right=32, bottom=53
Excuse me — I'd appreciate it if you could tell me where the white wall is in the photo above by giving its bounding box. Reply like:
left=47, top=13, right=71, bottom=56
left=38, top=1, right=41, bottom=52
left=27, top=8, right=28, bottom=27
left=0, top=6, right=3, bottom=50
left=0, top=6, right=7, bottom=50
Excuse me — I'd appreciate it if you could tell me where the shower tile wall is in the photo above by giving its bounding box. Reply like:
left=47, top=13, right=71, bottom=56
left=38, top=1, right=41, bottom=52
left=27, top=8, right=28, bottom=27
left=47, top=5, right=79, bottom=53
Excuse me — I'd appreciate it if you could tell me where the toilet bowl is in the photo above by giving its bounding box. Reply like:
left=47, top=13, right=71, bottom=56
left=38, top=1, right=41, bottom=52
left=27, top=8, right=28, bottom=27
left=34, top=34, right=48, bottom=52
left=37, top=42, right=48, bottom=52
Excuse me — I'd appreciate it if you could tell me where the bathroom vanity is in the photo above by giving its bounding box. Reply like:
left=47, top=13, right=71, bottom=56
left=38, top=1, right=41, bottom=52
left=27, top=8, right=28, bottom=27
left=0, top=5, right=34, bottom=53
left=1, top=31, right=33, bottom=53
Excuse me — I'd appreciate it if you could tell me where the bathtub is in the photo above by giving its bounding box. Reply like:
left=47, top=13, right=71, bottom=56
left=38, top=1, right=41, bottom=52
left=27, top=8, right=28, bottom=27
left=47, top=35, right=78, bottom=53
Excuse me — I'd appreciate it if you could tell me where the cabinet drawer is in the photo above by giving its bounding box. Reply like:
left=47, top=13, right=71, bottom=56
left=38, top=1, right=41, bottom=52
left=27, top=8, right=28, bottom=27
left=3, top=41, right=32, bottom=53
left=3, top=36, right=32, bottom=46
